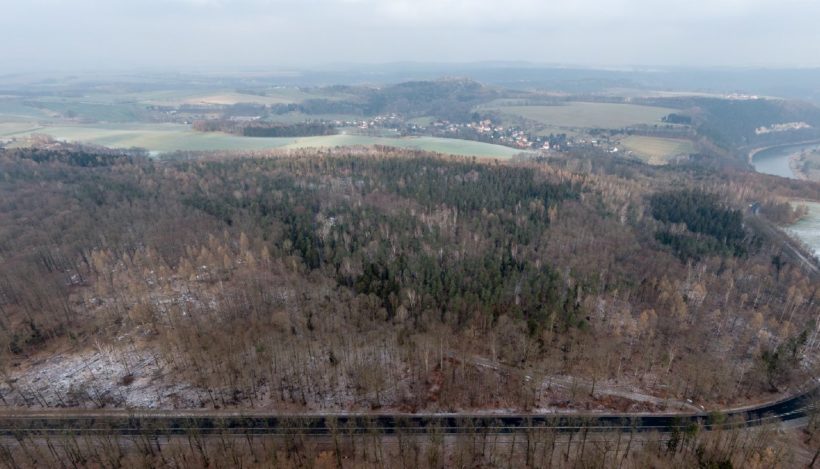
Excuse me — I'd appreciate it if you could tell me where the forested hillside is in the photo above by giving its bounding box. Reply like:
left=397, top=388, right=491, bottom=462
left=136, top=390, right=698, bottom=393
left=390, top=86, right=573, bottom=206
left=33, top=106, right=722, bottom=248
left=643, top=96, right=820, bottom=150
left=292, top=79, right=499, bottom=122
left=0, top=147, right=817, bottom=413
left=192, top=120, right=338, bottom=137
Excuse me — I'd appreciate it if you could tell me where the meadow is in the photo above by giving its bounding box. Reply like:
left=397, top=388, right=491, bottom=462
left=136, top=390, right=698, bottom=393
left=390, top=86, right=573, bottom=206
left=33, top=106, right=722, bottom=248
left=618, top=135, right=696, bottom=165
left=138, top=88, right=323, bottom=106
left=485, top=102, right=676, bottom=130
left=5, top=123, right=524, bottom=158
left=0, top=86, right=349, bottom=124
left=0, top=99, right=54, bottom=120
left=0, top=121, right=44, bottom=137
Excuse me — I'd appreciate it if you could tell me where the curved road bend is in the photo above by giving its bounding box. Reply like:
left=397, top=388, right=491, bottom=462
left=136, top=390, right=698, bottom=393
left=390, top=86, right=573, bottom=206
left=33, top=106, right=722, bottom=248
left=0, top=387, right=816, bottom=436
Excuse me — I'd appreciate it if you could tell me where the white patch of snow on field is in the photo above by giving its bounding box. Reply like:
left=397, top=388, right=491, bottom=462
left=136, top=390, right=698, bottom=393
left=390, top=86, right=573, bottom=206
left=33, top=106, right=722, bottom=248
left=0, top=346, right=200, bottom=409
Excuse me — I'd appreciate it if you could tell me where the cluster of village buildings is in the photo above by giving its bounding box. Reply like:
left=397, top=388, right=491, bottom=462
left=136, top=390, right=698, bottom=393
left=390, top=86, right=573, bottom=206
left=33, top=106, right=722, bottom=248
left=327, top=115, right=581, bottom=151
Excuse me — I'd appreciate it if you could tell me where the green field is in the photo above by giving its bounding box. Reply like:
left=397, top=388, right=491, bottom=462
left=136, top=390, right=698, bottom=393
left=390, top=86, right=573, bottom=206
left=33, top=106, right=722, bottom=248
left=0, top=121, right=43, bottom=137
left=0, top=99, right=53, bottom=120
left=409, top=116, right=436, bottom=126
left=6, top=124, right=523, bottom=158
left=618, top=136, right=696, bottom=165
left=0, top=86, right=348, bottom=124
left=485, top=102, right=676, bottom=130
left=140, top=89, right=318, bottom=106
left=33, top=87, right=324, bottom=106
left=259, top=112, right=363, bottom=125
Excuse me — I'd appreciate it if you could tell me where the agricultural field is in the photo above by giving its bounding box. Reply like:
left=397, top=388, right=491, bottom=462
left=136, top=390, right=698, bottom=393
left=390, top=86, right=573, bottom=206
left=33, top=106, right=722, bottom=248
left=0, top=97, right=360, bottom=127
left=0, top=86, right=350, bottom=123
left=618, top=135, right=696, bottom=165
left=0, top=96, right=155, bottom=122
left=409, top=116, right=436, bottom=126
left=0, top=99, right=55, bottom=120
left=0, top=121, right=43, bottom=137
left=533, top=125, right=581, bottom=138
left=6, top=123, right=524, bottom=158
left=485, top=102, right=676, bottom=130
left=259, top=112, right=364, bottom=125
left=286, top=134, right=525, bottom=157
left=139, top=88, right=321, bottom=106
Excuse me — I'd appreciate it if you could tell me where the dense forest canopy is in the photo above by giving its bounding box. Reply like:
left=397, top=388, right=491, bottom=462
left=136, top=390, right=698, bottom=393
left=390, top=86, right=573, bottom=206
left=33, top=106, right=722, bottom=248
left=192, top=120, right=338, bottom=137
left=650, top=189, right=753, bottom=260
left=0, top=146, right=817, bottom=416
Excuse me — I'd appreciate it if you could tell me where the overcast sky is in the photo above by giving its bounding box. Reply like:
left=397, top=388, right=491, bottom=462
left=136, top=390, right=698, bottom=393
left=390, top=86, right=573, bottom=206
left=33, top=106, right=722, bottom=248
left=3, top=0, right=820, bottom=71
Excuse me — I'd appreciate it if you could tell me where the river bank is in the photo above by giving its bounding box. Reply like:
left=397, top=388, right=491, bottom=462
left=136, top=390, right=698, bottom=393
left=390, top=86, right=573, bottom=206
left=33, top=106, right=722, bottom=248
left=750, top=143, right=820, bottom=257
left=792, top=148, right=820, bottom=181
left=750, top=140, right=820, bottom=179
left=788, top=201, right=820, bottom=258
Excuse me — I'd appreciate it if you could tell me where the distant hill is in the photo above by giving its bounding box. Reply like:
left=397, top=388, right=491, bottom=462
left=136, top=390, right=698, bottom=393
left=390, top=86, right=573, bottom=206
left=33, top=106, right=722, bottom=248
left=641, top=96, right=820, bottom=150
left=297, top=78, right=500, bottom=122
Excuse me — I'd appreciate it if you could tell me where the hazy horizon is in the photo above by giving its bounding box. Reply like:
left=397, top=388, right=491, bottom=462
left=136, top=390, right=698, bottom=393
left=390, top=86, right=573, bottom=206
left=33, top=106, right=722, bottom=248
left=3, top=0, right=820, bottom=72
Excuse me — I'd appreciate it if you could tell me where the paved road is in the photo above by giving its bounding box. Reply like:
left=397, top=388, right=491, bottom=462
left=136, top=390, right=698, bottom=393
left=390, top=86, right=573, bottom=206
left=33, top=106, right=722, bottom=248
left=0, top=388, right=815, bottom=436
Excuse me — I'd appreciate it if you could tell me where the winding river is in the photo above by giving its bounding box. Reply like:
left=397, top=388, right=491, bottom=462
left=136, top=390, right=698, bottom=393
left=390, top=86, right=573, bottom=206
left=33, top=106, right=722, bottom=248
left=752, top=143, right=820, bottom=256
left=751, top=142, right=820, bottom=179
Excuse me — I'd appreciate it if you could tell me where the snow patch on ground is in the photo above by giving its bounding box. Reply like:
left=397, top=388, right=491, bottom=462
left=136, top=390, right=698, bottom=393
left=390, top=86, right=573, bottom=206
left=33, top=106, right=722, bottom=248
left=0, top=346, right=200, bottom=409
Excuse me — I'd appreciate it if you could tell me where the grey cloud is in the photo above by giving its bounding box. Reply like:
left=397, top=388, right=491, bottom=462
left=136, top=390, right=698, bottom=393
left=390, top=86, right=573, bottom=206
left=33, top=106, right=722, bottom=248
left=2, top=0, right=819, bottom=70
